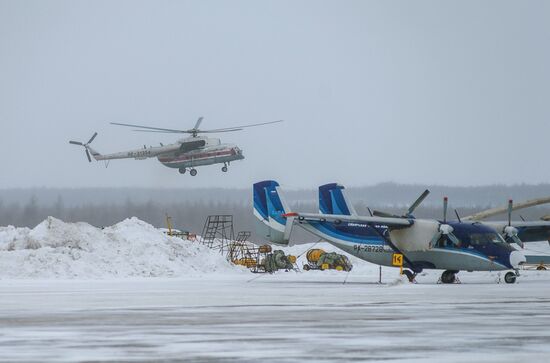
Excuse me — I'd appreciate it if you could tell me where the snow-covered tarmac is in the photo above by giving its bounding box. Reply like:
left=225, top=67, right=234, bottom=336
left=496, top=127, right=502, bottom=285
left=1, top=271, right=549, bottom=363
left=1, top=218, right=549, bottom=362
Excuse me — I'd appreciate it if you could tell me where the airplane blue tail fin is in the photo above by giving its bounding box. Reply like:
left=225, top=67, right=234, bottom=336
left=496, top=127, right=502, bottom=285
left=318, top=183, right=357, bottom=215
left=253, top=180, right=294, bottom=246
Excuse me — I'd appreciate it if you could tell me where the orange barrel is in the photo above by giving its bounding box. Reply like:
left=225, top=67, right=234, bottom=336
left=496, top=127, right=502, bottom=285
left=259, top=245, right=272, bottom=253
left=242, top=258, right=257, bottom=268
left=288, top=255, right=297, bottom=264
left=235, top=258, right=257, bottom=267
left=306, top=249, right=325, bottom=263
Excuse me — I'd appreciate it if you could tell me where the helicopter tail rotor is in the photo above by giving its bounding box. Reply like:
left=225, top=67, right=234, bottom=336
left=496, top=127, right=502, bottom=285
left=69, top=132, right=98, bottom=163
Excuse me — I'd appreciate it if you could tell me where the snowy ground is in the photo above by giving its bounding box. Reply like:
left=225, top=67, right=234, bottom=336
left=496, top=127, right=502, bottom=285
left=1, top=218, right=549, bottom=362
left=0, top=271, right=549, bottom=363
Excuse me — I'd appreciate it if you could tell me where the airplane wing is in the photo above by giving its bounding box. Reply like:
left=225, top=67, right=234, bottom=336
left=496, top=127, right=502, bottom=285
left=463, top=197, right=550, bottom=221
left=483, top=221, right=550, bottom=243
left=285, top=212, right=413, bottom=227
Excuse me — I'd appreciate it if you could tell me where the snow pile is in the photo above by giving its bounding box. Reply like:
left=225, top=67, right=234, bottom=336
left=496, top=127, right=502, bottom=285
left=0, top=217, right=242, bottom=279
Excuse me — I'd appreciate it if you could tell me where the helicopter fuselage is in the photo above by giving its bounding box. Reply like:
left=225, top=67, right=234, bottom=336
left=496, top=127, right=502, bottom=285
left=70, top=117, right=280, bottom=175
left=157, top=143, right=244, bottom=169
left=78, top=135, right=244, bottom=174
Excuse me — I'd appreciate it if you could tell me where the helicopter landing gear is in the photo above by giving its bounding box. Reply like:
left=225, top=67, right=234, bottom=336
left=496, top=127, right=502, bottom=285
left=402, top=269, right=417, bottom=283
left=178, top=168, right=186, bottom=174
left=440, top=270, right=458, bottom=284
left=190, top=168, right=197, bottom=176
left=221, top=163, right=228, bottom=173
left=504, top=271, right=517, bottom=284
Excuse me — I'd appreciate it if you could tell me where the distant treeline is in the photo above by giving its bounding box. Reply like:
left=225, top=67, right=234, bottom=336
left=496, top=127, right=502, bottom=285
left=2, top=185, right=550, bottom=243
left=3, top=183, right=550, bottom=208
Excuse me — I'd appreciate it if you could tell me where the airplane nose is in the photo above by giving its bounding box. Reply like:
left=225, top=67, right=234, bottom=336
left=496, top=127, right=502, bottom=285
left=510, top=250, right=527, bottom=268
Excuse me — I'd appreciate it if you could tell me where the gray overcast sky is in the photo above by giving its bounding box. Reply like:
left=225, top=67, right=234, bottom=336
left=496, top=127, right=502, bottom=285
left=1, top=0, right=549, bottom=189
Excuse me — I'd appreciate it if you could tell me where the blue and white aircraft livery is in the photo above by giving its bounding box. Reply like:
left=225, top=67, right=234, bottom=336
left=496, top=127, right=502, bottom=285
left=253, top=180, right=550, bottom=284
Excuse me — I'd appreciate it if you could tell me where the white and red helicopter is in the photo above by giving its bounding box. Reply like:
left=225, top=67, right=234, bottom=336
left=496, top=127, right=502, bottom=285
left=70, top=117, right=282, bottom=176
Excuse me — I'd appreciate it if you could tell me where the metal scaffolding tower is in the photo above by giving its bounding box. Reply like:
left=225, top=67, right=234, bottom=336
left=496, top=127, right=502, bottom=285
left=199, top=215, right=235, bottom=254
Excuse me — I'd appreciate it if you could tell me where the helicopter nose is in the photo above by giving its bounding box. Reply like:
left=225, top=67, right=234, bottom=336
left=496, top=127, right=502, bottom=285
left=509, top=250, right=527, bottom=268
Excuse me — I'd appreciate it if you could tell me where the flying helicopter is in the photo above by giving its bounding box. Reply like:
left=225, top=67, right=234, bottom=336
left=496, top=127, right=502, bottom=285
left=253, top=180, right=550, bottom=284
left=70, top=117, right=283, bottom=176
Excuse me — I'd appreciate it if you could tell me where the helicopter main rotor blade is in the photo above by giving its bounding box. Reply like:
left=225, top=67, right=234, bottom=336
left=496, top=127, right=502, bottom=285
left=69, top=141, right=83, bottom=145
left=193, top=116, right=204, bottom=130
left=204, top=119, right=283, bottom=132
left=85, top=149, right=92, bottom=162
left=196, top=129, right=243, bottom=133
left=111, top=122, right=186, bottom=133
left=131, top=128, right=243, bottom=134
left=112, top=119, right=282, bottom=135
left=131, top=129, right=191, bottom=133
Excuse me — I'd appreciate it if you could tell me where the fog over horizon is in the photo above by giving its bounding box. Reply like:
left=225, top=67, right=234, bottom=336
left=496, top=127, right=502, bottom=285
left=4, top=183, right=550, bottom=241
left=1, top=1, right=550, bottom=190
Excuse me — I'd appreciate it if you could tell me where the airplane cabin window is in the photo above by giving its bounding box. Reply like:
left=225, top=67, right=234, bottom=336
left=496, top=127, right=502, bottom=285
left=470, top=233, right=505, bottom=246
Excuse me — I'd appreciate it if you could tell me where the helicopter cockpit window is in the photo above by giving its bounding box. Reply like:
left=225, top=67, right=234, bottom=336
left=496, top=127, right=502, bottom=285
left=469, top=232, right=506, bottom=246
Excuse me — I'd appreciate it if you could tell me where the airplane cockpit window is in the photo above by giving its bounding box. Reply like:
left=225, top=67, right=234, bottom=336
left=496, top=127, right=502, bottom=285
left=469, top=232, right=506, bottom=246
left=436, top=236, right=462, bottom=248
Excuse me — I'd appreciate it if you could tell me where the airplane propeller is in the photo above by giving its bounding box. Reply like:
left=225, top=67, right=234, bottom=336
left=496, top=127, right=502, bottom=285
left=69, top=132, right=97, bottom=162
left=503, top=199, right=524, bottom=248
left=373, top=189, right=430, bottom=219
left=429, top=197, right=461, bottom=248
left=407, top=189, right=430, bottom=217
left=110, top=117, right=284, bottom=138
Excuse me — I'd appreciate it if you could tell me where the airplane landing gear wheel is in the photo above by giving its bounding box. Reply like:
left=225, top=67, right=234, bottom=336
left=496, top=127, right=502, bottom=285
left=190, top=169, right=197, bottom=176
left=441, top=270, right=457, bottom=284
left=403, top=269, right=416, bottom=283
left=504, top=271, right=517, bottom=284
left=221, top=165, right=228, bottom=172
left=178, top=168, right=186, bottom=174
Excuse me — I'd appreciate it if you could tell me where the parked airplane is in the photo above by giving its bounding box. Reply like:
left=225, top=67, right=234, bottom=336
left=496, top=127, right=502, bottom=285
left=253, top=180, right=550, bottom=284
left=70, top=117, right=282, bottom=176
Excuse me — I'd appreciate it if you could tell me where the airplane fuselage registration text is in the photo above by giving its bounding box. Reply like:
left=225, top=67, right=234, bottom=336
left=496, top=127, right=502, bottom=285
left=353, top=244, right=385, bottom=253
left=128, top=150, right=152, bottom=158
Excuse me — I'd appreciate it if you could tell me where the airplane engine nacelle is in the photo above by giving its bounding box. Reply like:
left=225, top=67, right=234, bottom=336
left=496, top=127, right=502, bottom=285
left=389, top=219, right=439, bottom=252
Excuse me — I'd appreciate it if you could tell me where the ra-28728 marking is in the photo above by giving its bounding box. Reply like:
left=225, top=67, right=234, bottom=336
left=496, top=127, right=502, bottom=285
left=353, top=245, right=386, bottom=253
